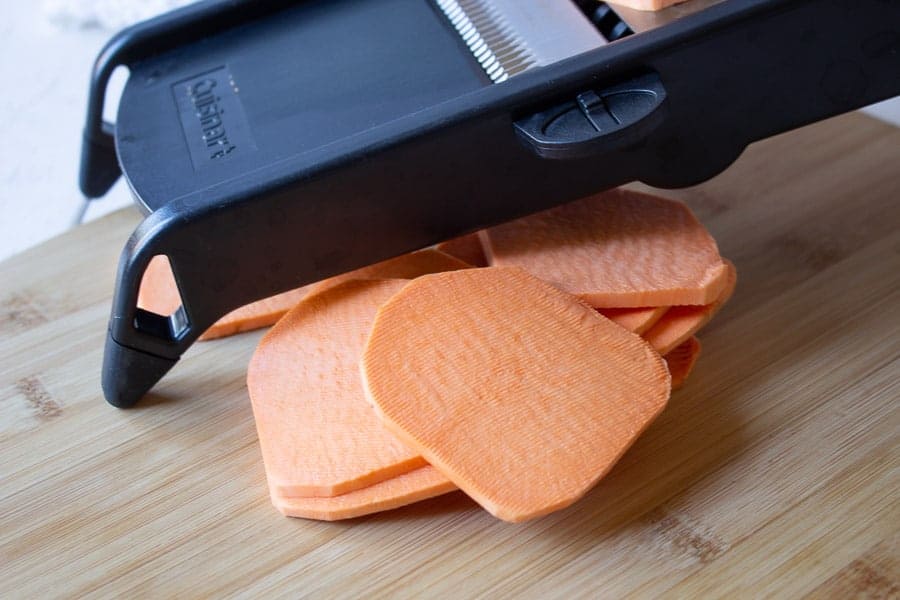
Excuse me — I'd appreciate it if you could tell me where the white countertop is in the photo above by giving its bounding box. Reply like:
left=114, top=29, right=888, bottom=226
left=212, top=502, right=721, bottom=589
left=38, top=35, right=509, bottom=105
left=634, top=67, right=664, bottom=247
left=1, top=1, right=898, bottom=264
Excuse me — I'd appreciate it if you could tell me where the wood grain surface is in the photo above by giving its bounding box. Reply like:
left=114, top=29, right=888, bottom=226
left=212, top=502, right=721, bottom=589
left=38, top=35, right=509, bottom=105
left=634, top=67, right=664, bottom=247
left=0, top=112, right=897, bottom=598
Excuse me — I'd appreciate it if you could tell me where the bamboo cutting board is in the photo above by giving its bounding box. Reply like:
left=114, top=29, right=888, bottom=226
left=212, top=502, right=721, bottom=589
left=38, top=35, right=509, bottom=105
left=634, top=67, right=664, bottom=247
left=1, top=112, right=898, bottom=598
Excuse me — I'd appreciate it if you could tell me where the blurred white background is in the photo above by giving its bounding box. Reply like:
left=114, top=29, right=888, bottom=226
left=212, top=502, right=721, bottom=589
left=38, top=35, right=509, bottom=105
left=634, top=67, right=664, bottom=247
left=1, top=1, right=898, bottom=263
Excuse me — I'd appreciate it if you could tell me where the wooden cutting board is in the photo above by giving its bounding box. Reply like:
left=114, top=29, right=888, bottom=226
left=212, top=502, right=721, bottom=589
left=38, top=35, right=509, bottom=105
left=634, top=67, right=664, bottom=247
left=1, top=112, right=897, bottom=598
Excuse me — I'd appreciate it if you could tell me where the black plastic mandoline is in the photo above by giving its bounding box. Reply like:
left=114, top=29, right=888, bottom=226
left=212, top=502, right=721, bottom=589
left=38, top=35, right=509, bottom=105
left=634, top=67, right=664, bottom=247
left=80, top=0, right=900, bottom=407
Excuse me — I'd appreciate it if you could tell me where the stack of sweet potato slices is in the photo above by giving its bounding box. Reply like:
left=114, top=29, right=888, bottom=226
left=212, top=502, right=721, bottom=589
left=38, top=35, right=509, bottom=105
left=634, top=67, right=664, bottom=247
left=140, top=189, right=735, bottom=521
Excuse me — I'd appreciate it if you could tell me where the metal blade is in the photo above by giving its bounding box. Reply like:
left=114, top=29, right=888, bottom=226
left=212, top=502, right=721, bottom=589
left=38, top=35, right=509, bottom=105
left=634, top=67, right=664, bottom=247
left=434, top=0, right=606, bottom=82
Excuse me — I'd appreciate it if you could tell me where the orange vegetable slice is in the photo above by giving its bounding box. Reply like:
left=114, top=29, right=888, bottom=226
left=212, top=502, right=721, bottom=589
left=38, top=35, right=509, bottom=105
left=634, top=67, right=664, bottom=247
left=643, top=260, right=737, bottom=355
left=271, top=466, right=456, bottom=521
left=362, top=267, right=671, bottom=522
left=598, top=306, right=668, bottom=334
left=307, top=249, right=470, bottom=296
left=201, top=287, right=312, bottom=340
left=608, top=0, right=688, bottom=12
left=435, top=233, right=488, bottom=267
left=665, top=337, right=702, bottom=390
left=137, top=255, right=310, bottom=340
left=248, top=279, right=425, bottom=498
left=482, top=189, right=729, bottom=308
left=139, top=249, right=466, bottom=341
left=137, top=255, right=183, bottom=317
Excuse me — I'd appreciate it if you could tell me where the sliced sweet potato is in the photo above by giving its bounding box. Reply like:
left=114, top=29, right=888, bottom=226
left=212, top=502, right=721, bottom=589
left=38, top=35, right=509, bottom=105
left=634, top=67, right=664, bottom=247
left=435, top=233, right=488, bottom=267
left=137, top=255, right=310, bottom=340
left=271, top=466, right=456, bottom=521
left=482, top=189, right=729, bottom=308
left=665, top=337, right=702, bottom=390
left=599, top=306, right=668, bottom=334
left=643, top=260, right=737, bottom=355
left=248, top=279, right=426, bottom=498
left=137, top=255, right=183, bottom=317
left=608, top=0, right=689, bottom=11
left=201, top=288, right=312, bottom=340
left=307, top=249, right=470, bottom=296
left=362, top=267, right=671, bottom=522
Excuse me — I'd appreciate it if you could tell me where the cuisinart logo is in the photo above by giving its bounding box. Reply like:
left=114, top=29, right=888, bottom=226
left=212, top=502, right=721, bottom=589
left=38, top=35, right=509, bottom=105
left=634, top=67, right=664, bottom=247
left=173, top=67, right=256, bottom=170
left=188, top=78, right=236, bottom=158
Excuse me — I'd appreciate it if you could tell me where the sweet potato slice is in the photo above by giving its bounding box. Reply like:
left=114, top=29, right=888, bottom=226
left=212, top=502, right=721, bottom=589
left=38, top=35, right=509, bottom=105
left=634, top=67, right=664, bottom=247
left=608, top=0, right=689, bottom=12
left=248, top=279, right=426, bottom=498
left=271, top=466, right=456, bottom=521
left=435, top=233, right=489, bottom=267
left=139, top=249, right=465, bottom=340
left=307, top=249, right=470, bottom=296
left=482, top=189, right=729, bottom=308
left=665, top=337, right=702, bottom=390
left=137, top=255, right=310, bottom=340
left=598, top=306, right=668, bottom=334
left=201, top=288, right=312, bottom=340
left=643, top=260, right=737, bottom=355
left=137, top=255, right=183, bottom=317
left=362, top=267, right=671, bottom=522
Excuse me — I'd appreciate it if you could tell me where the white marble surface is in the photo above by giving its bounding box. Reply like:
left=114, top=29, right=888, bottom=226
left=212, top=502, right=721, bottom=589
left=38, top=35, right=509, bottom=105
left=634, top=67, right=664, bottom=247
left=0, top=1, right=898, bottom=263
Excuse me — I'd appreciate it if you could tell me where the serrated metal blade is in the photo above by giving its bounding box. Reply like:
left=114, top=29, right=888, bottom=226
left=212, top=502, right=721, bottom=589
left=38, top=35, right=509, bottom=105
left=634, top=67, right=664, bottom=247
left=434, top=0, right=606, bottom=83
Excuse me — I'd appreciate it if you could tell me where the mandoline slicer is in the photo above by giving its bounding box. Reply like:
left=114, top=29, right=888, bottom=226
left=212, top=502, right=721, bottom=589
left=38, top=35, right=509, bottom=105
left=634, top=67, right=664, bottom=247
left=79, top=0, right=900, bottom=407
